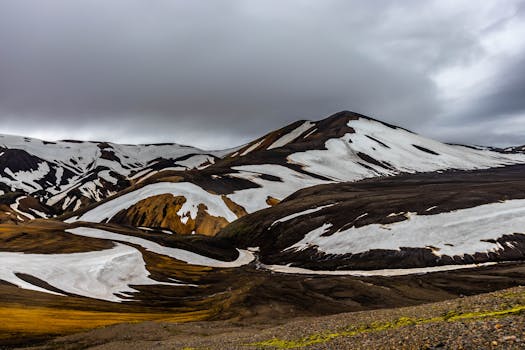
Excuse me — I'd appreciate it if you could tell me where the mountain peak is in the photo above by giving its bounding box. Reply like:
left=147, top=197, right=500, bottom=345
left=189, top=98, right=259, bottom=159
left=227, top=110, right=400, bottom=159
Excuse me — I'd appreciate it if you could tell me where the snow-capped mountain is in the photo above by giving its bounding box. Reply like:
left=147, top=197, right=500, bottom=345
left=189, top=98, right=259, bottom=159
left=0, top=134, right=226, bottom=221
left=66, top=111, right=525, bottom=236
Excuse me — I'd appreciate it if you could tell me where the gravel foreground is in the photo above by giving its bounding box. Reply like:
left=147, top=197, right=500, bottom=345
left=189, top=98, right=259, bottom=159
left=21, top=286, right=525, bottom=350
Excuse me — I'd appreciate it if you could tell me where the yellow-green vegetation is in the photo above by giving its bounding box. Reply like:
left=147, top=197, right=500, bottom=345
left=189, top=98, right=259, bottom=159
left=0, top=305, right=211, bottom=340
left=250, top=300, right=525, bottom=348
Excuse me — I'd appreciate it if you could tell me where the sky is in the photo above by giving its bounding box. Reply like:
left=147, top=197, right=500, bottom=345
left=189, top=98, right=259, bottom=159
left=0, top=0, right=524, bottom=150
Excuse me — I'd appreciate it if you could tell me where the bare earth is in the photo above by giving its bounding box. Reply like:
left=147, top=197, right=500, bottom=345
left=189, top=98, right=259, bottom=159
left=18, top=286, right=525, bottom=350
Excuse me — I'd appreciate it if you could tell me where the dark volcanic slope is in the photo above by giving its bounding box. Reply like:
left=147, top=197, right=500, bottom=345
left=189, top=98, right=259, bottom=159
left=219, top=165, right=525, bottom=270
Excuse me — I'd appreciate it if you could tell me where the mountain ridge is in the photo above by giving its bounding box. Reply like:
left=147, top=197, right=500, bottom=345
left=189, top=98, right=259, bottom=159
left=2, top=110, right=524, bottom=233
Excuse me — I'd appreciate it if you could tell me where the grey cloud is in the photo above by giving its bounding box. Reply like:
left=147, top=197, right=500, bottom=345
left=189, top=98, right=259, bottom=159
left=460, top=53, right=525, bottom=122
left=0, top=0, right=523, bottom=148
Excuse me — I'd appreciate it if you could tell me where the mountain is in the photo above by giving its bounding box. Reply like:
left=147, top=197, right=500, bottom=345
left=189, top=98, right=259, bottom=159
left=0, top=134, right=229, bottom=222
left=66, top=111, right=525, bottom=236
left=2, top=110, right=525, bottom=346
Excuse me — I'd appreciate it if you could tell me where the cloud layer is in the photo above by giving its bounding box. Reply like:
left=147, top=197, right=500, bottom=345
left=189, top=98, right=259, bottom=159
left=0, top=0, right=524, bottom=148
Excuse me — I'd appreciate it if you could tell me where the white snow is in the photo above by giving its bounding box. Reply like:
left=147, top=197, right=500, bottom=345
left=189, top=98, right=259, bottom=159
left=98, top=170, right=118, bottom=185
left=135, top=170, right=159, bottom=184
left=3, top=162, right=50, bottom=193
left=271, top=204, right=335, bottom=226
left=10, top=196, right=35, bottom=220
left=226, top=164, right=328, bottom=213
left=0, top=243, right=179, bottom=302
left=240, top=138, right=265, bottom=156
left=0, top=133, right=232, bottom=201
left=54, top=167, right=63, bottom=187
left=67, top=227, right=255, bottom=267
left=264, top=262, right=498, bottom=276
left=73, top=182, right=239, bottom=223
left=73, top=199, right=82, bottom=211
left=288, top=118, right=525, bottom=181
left=29, top=208, right=47, bottom=218
left=268, top=121, right=314, bottom=150
left=128, top=168, right=154, bottom=180
left=0, top=134, right=218, bottom=175
left=287, top=199, right=525, bottom=257
left=61, top=196, right=75, bottom=210
left=79, top=180, right=104, bottom=202
left=302, top=128, right=317, bottom=139
left=176, top=154, right=216, bottom=169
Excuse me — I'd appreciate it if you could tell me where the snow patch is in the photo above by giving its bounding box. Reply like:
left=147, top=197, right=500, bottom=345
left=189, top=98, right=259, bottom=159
left=67, top=227, right=255, bottom=268
left=74, top=182, right=238, bottom=223
left=271, top=204, right=335, bottom=226
left=0, top=243, right=180, bottom=302
left=268, top=121, right=314, bottom=150
left=264, top=262, right=498, bottom=276
left=240, top=139, right=265, bottom=156
left=227, top=164, right=328, bottom=213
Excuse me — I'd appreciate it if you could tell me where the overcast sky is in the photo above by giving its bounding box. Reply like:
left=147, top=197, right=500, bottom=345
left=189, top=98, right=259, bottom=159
left=0, top=0, right=524, bottom=149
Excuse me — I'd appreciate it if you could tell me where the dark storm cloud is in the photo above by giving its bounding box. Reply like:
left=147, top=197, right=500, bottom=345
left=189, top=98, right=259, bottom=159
left=0, top=0, right=524, bottom=148
left=459, top=53, right=525, bottom=122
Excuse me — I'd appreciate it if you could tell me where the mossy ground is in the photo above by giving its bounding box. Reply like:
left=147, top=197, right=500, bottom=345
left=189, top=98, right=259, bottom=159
left=250, top=292, right=525, bottom=348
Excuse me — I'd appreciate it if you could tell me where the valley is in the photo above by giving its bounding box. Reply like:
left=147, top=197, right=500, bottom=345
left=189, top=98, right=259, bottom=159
left=1, top=111, right=525, bottom=349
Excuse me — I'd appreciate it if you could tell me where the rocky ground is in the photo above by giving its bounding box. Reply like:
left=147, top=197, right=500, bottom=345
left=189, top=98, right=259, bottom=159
left=17, top=286, right=525, bottom=350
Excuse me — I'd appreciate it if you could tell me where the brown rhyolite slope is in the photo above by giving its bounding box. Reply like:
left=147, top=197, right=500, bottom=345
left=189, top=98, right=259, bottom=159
left=109, top=194, right=231, bottom=236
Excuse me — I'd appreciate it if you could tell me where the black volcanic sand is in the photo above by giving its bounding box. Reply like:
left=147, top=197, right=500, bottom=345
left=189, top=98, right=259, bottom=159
left=18, top=284, right=525, bottom=350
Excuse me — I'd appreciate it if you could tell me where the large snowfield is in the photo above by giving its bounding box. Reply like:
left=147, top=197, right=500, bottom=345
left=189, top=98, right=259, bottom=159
left=0, top=243, right=177, bottom=302
left=288, top=118, right=525, bottom=182
left=287, top=199, right=525, bottom=257
left=0, top=226, right=255, bottom=302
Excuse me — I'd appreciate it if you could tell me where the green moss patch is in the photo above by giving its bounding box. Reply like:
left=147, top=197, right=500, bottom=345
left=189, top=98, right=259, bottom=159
left=249, top=303, right=525, bottom=348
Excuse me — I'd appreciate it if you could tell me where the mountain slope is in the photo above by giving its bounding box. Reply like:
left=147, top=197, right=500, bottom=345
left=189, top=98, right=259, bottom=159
left=0, top=135, right=228, bottom=221
left=67, top=111, right=525, bottom=236
left=219, top=165, right=525, bottom=270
